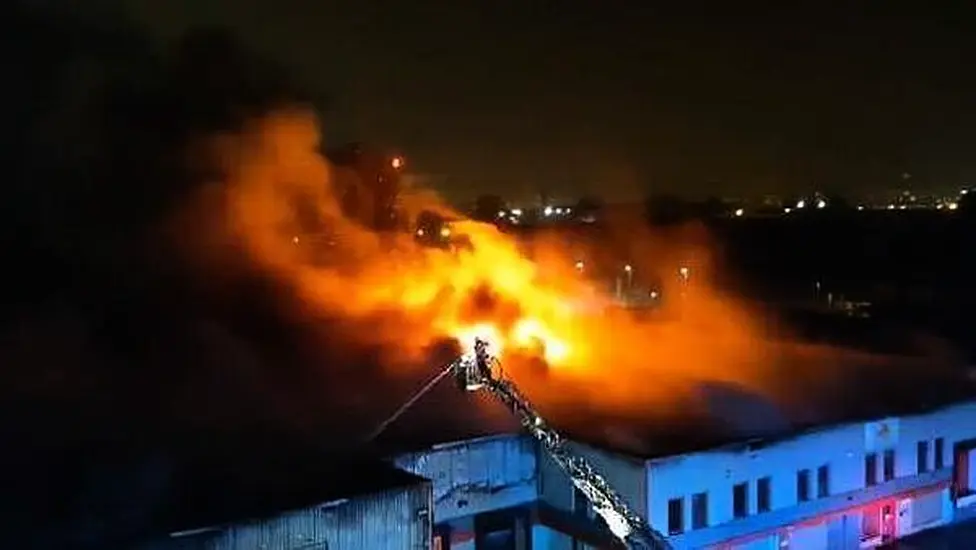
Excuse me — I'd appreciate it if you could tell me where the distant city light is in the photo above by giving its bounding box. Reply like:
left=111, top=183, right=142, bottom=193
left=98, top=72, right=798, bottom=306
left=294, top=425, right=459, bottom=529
left=543, top=205, right=554, bottom=216
left=575, top=260, right=585, bottom=271
left=734, top=208, right=744, bottom=217
left=511, top=208, right=523, bottom=216
left=624, top=264, right=633, bottom=273
left=416, top=228, right=425, bottom=237
left=948, top=202, right=959, bottom=211
left=816, top=199, right=827, bottom=209
left=857, top=205, right=865, bottom=211
left=391, top=156, right=404, bottom=169
left=796, top=200, right=806, bottom=209
left=497, top=210, right=506, bottom=218
left=440, top=226, right=452, bottom=238
left=784, top=207, right=792, bottom=214
left=292, top=236, right=300, bottom=244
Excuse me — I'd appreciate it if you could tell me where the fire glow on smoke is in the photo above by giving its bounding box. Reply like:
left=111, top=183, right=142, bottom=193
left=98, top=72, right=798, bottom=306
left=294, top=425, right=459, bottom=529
left=181, top=108, right=802, bottom=418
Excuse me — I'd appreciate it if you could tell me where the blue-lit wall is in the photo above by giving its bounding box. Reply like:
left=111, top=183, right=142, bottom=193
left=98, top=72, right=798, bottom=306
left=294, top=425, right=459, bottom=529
left=392, top=400, right=976, bottom=549
left=648, top=401, right=976, bottom=549
left=393, top=434, right=537, bottom=549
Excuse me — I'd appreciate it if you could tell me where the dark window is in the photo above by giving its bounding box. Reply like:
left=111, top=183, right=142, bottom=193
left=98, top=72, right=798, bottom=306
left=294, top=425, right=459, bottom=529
left=796, top=469, right=811, bottom=502
left=475, top=511, right=514, bottom=550
left=918, top=441, right=930, bottom=474
left=817, top=465, right=830, bottom=497
left=733, top=482, right=749, bottom=518
left=757, top=477, right=772, bottom=512
left=865, top=453, right=878, bottom=486
left=691, top=492, right=708, bottom=530
left=667, top=498, right=684, bottom=535
left=935, top=438, right=945, bottom=469
left=883, top=449, right=896, bottom=481
left=572, top=487, right=588, bottom=519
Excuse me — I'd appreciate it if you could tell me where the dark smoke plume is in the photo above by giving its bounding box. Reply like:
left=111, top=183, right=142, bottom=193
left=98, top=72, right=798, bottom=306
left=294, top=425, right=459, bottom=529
left=0, top=4, right=380, bottom=547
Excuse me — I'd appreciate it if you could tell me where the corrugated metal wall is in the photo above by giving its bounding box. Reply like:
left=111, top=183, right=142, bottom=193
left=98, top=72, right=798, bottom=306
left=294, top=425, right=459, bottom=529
left=142, top=481, right=432, bottom=550
left=394, top=436, right=536, bottom=502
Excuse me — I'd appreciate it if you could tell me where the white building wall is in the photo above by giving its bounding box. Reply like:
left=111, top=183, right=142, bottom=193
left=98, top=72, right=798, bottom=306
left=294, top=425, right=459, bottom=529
left=647, top=401, right=976, bottom=548
left=647, top=422, right=866, bottom=533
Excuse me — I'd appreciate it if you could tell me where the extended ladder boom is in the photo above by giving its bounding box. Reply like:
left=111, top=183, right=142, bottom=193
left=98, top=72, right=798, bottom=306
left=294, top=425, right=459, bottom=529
left=455, top=339, right=672, bottom=550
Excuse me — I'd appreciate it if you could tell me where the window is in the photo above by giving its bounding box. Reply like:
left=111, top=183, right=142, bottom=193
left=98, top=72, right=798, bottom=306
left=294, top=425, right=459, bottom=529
left=796, top=469, right=811, bottom=502
left=475, top=512, right=515, bottom=550
left=572, top=487, right=588, bottom=518
left=691, top=492, right=708, bottom=530
left=865, top=453, right=878, bottom=486
left=918, top=441, right=930, bottom=474
left=757, top=477, right=772, bottom=512
left=883, top=449, right=896, bottom=481
left=733, top=482, right=749, bottom=518
left=817, top=464, right=830, bottom=497
left=935, top=438, right=945, bottom=470
left=667, top=497, right=684, bottom=535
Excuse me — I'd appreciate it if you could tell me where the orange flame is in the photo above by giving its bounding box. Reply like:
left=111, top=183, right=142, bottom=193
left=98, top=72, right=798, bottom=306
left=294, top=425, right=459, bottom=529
left=180, top=109, right=788, bottom=419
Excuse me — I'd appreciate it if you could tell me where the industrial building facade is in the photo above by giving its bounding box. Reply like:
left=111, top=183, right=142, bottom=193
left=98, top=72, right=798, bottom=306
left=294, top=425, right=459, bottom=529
left=141, top=400, right=976, bottom=549
left=393, top=400, right=976, bottom=550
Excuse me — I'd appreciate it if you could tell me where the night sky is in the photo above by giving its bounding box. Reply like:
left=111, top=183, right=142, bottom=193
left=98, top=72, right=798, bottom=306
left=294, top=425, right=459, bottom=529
left=94, top=2, right=976, bottom=202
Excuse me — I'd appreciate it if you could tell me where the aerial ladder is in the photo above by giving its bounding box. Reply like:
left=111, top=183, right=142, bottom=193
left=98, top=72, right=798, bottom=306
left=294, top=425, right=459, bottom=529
left=369, top=338, right=672, bottom=550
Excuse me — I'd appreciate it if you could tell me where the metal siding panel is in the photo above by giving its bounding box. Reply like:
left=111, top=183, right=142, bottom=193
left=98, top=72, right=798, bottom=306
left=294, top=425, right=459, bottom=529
left=395, top=436, right=536, bottom=499
left=145, top=481, right=431, bottom=550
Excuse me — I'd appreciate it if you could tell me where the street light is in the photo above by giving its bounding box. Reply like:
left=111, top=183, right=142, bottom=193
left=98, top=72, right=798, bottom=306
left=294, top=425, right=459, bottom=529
left=623, top=264, right=633, bottom=289
left=391, top=156, right=404, bottom=169
left=575, top=260, right=585, bottom=272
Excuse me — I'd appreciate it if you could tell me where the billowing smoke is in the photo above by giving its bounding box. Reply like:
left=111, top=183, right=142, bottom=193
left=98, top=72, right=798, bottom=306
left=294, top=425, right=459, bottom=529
left=6, top=0, right=968, bottom=472
left=168, top=105, right=880, bottom=433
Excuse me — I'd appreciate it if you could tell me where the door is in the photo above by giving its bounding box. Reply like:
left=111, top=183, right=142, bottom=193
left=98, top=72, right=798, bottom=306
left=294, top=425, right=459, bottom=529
left=880, top=504, right=896, bottom=542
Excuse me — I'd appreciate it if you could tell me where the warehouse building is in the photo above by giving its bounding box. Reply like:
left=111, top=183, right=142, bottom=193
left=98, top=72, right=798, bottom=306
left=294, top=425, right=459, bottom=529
left=138, top=457, right=432, bottom=550
left=534, top=400, right=976, bottom=549
left=391, top=392, right=976, bottom=549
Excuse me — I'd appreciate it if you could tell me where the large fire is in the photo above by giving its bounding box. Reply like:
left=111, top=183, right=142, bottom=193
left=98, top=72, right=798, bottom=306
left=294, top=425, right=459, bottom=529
left=184, top=109, right=785, bottom=418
